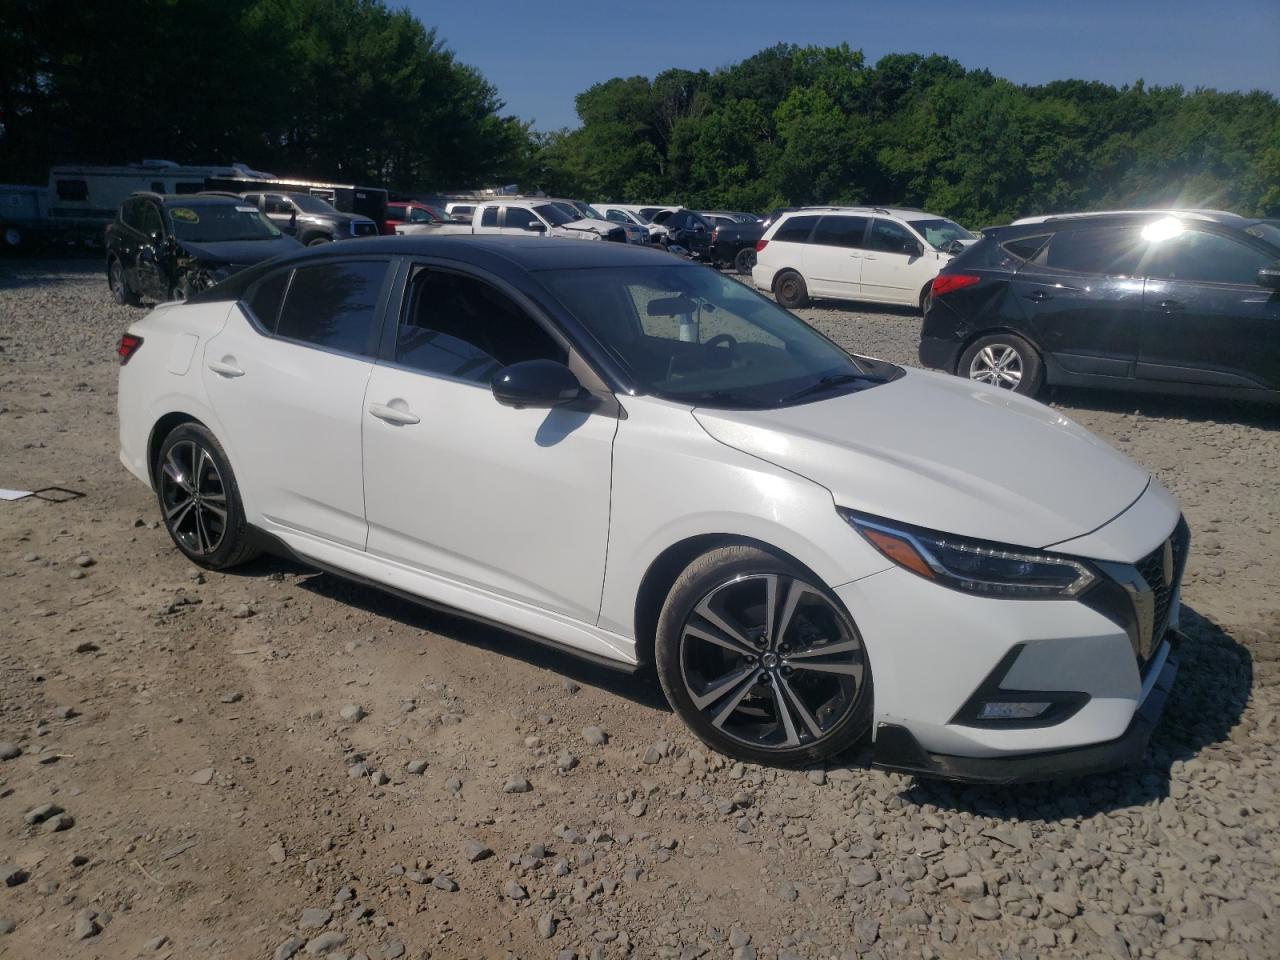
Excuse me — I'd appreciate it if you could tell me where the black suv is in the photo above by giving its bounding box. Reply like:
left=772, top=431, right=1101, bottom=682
left=921, top=212, right=1280, bottom=401
left=106, top=193, right=301, bottom=305
left=649, top=208, right=714, bottom=259
left=240, top=191, right=379, bottom=245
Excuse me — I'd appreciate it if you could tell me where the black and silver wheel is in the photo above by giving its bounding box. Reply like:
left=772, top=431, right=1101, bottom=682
left=773, top=270, right=809, bottom=309
left=155, top=423, right=259, bottom=569
left=656, top=545, right=871, bottom=766
left=734, top=247, right=756, bottom=275
left=958, top=333, right=1043, bottom=396
left=109, top=258, right=139, bottom=306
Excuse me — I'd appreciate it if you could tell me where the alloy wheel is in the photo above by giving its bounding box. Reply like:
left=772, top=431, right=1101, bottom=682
left=158, top=440, right=228, bottom=556
left=968, top=343, right=1023, bottom=389
left=678, top=574, right=866, bottom=751
left=110, top=260, right=125, bottom=299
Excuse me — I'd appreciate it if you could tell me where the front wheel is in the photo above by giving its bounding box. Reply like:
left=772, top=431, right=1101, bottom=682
left=109, top=258, right=139, bottom=306
left=655, top=545, right=872, bottom=767
left=734, top=247, right=756, bottom=275
left=958, top=333, right=1044, bottom=396
left=306, top=235, right=332, bottom=247
left=155, top=423, right=259, bottom=569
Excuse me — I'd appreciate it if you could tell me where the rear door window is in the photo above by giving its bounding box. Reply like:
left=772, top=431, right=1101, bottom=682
left=773, top=215, right=819, bottom=244
left=480, top=207, right=499, bottom=227
left=245, top=270, right=291, bottom=330
left=1143, top=229, right=1272, bottom=286
left=812, top=216, right=868, bottom=249
left=275, top=261, right=389, bottom=357
left=1040, top=226, right=1145, bottom=276
left=1001, top=235, right=1049, bottom=261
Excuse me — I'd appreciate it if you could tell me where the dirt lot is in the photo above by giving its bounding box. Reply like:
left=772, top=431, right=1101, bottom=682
left=1, top=258, right=1277, bottom=960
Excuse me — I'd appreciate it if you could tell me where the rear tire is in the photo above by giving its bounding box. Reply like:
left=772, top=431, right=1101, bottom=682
left=655, top=545, right=873, bottom=767
left=734, top=247, right=756, bottom=275
left=773, top=270, right=809, bottom=309
left=958, top=333, right=1044, bottom=396
left=155, top=423, right=259, bottom=570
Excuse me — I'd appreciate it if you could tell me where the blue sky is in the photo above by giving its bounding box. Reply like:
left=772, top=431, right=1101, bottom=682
left=406, top=0, right=1280, bottom=130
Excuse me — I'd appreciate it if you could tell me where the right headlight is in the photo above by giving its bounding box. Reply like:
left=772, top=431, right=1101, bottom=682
left=840, top=509, right=1096, bottom=600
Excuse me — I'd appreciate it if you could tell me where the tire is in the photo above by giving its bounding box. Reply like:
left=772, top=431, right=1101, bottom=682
left=734, top=247, right=756, bottom=276
left=655, top=545, right=873, bottom=767
left=155, top=423, right=259, bottom=570
left=108, top=257, right=140, bottom=306
left=958, top=333, right=1044, bottom=396
left=773, top=270, right=809, bottom=309
left=306, top=235, right=332, bottom=247
left=3, top=226, right=22, bottom=251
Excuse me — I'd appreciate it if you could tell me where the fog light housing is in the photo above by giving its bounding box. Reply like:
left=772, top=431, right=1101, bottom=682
left=977, top=701, right=1052, bottom=721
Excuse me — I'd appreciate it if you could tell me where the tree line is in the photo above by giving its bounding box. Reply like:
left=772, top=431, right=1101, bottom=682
left=2, top=2, right=1276, bottom=227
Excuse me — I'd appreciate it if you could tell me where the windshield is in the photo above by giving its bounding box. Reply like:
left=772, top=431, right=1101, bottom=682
left=540, top=265, right=899, bottom=408
left=166, top=203, right=282, bottom=243
left=1244, top=221, right=1280, bottom=252
left=580, top=203, right=605, bottom=220
left=535, top=203, right=578, bottom=227
left=290, top=194, right=339, bottom=214
left=912, top=218, right=975, bottom=250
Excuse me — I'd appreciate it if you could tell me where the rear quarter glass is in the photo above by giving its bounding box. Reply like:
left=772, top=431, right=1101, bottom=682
left=947, top=236, right=1021, bottom=272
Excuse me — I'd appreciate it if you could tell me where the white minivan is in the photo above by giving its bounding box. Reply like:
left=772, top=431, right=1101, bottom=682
left=752, top=206, right=975, bottom=312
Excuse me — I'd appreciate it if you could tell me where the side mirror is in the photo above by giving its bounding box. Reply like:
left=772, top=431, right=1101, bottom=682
left=287, top=211, right=298, bottom=235
left=523, top=221, right=547, bottom=232
left=1258, top=265, right=1280, bottom=290
left=492, top=359, right=581, bottom=409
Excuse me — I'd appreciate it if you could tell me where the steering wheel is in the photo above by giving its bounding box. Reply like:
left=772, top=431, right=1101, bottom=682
left=704, top=333, right=739, bottom=355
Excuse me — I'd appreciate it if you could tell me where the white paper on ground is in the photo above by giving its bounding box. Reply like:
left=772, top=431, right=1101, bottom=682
left=0, top=489, right=34, bottom=501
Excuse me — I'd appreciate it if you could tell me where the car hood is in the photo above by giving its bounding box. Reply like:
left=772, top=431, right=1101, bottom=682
left=561, top=218, right=615, bottom=236
left=177, top=235, right=303, bottom=264
left=692, top=368, right=1151, bottom=550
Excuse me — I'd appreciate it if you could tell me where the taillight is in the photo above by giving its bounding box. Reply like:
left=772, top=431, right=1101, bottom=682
left=931, top=274, right=981, bottom=297
left=117, top=334, right=143, bottom=365
left=712, top=227, right=720, bottom=242
left=755, top=239, right=769, bottom=253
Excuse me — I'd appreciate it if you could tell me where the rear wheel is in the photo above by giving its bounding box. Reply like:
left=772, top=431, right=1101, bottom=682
left=155, top=423, right=259, bottom=570
left=734, top=247, right=756, bottom=275
left=109, top=258, right=139, bottom=306
left=773, top=270, right=809, bottom=309
left=958, top=333, right=1044, bottom=396
left=655, top=545, right=872, bottom=766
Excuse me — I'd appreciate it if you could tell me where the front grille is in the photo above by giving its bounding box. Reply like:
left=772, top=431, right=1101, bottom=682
left=1133, top=517, right=1190, bottom=664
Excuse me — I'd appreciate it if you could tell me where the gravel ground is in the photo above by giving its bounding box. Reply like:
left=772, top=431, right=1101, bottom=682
left=0, top=258, right=1277, bottom=960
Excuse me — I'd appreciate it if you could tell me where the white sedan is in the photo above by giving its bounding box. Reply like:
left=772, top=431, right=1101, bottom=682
left=117, top=236, right=1185, bottom=779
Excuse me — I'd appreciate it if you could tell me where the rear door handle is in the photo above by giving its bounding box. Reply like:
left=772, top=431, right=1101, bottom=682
left=368, top=402, right=420, bottom=426
left=1158, top=299, right=1183, bottom=312
left=1026, top=290, right=1053, bottom=302
left=207, top=359, right=245, bottom=378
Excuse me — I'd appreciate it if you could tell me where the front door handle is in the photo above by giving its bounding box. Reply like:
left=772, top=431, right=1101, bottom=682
left=1158, top=299, right=1183, bottom=312
left=1027, top=290, right=1053, bottom=302
left=207, top=359, right=245, bottom=378
left=368, top=402, right=420, bottom=426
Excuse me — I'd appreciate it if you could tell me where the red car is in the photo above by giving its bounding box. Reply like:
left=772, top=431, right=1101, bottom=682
left=385, top=201, right=445, bottom=233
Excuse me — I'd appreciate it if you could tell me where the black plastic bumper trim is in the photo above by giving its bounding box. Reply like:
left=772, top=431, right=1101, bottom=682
left=872, top=639, right=1180, bottom=784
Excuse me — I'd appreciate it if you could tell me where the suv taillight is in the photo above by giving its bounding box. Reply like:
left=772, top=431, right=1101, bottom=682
left=755, top=239, right=769, bottom=253
left=931, top=274, right=981, bottom=297
left=117, top=334, right=144, bottom=365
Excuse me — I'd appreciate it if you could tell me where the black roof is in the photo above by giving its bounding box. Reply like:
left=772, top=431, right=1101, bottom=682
left=127, top=191, right=247, bottom=206
left=285, top=234, right=691, bottom=271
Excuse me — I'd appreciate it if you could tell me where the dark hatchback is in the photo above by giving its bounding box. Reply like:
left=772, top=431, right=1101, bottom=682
left=920, top=212, right=1280, bottom=401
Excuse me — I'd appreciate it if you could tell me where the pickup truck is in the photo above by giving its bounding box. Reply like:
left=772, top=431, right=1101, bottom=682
left=396, top=200, right=626, bottom=243
left=709, top=207, right=795, bottom=274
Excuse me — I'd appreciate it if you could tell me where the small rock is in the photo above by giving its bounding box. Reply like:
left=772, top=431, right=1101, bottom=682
left=300, top=907, right=332, bottom=929
left=504, top=879, right=528, bottom=900
left=1, top=865, right=27, bottom=887
left=0, top=917, right=15, bottom=935
left=503, top=776, right=532, bottom=794
left=1043, top=891, right=1079, bottom=917
left=954, top=875, right=986, bottom=901
left=53, top=705, right=77, bottom=720
left=557, top=751, right=578, bottom=772
left=562, top=679, right=580, bottom=694
left=73, top=908, right=99, bottom=940
left=628, top=800, right=647, bottom=817
left=0, top=743, right=20, bottom=761
left=970, top=898, right=1001, bottom=921
left=1176, top=920, right=1217, bottom=943
left=339, top=704, right=365, bottom=723
left=143, top=935, right=169, bottom=951
left=777, top=881, right=799, bottom=902
left=369, top=769, right=389, bottom=786
left=642, top=745, right=662, bottom=764
left=405, top=759, right=428, bottom=775
left=189, top=767, right=215, bottom=785
left=463, top=840, right=493, bottom=863
left=220, top=692, right=243, bottom=703
left=231, top=602, right=254, bottom=619
left=537, top=912, right=557, bottom=939
left=23, top=802, right=63, bottom=825
left=304, top=931, right=347, bottom=954
left=432, top=874, right=458, bottom=892
left=275, top=938, right=307, bottom=960
left=849, top=863, right=879, bottom=887
left=582, top=726, right=608, bottom=746
left=729, top=927, right=751, bottom=948
left=268, top=842, right=287, bottom=864
left=445, top=776, right=462, bottom=793
left=75, top=555, right=94, bottom=568
left=42, top=813, right=75, bottom=833
left=941, top=851, right=972, bottom=879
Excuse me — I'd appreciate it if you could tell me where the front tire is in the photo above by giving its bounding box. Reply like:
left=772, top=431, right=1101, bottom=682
left=306, top=235, right=332, bottom=247
left=734, top=247, right=756, bottom=276
left=655, top=545, right=872, bottom=767
left=109, top=258, right=139, bottom=306
left=155, top=423, right=259, bottom=570
left=773, top=270, right=809, bottom=309
left=958, top=333, right=1044, bottom=396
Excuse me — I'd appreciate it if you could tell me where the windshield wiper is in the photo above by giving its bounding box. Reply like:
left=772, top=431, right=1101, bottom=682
left=779, top=373, right=869, bottom=405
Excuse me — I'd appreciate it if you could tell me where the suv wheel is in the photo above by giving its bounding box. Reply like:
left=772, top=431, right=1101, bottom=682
left=306, top=235, right=332, bottom=247
left=655, top=545, right=872, bottom=766
left=959, top=333, right=1044, bottom=396
left=773, top=271, right=809, bottom=309
left=155, top=423, right=260, bottom=570
left=109, top=258, right=139, bottom=306
left=734, top=247, right=756, bottom=275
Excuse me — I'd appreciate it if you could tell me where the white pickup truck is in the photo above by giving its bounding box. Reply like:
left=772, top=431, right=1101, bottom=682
left=395, top=199, right=627, bottom=243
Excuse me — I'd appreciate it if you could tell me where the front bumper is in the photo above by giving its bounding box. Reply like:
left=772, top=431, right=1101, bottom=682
left=872, top=636, right=1179, bottom=783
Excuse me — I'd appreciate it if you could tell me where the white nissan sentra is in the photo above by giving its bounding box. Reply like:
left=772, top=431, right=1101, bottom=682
left=117, top=236, right=1186, bottom=781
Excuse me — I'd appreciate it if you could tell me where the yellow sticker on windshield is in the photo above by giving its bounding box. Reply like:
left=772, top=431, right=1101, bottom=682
left=170, top=208, right=199, bottom=223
